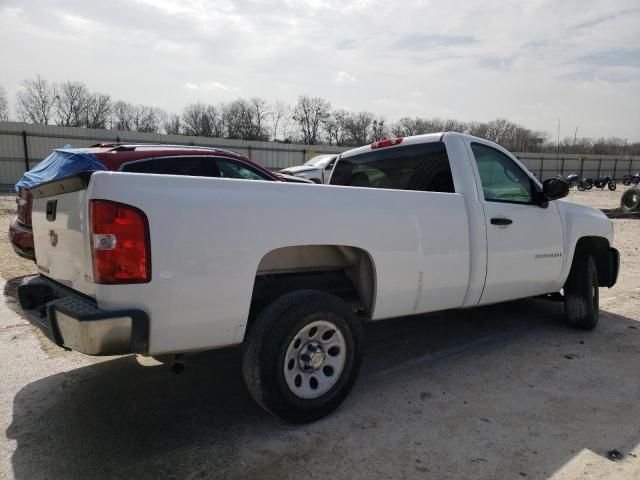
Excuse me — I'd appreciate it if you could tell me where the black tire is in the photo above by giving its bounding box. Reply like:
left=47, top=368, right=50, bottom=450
left=585, top=181, right=593, bottom=190
left=578, top=182, right=586, bottom=191
left=608, top=181, right=616, bottom=191
left=620, top=187, right=640, bottom=212
left=564, top=255, right=599, bottom=330
left=242, top=290, right=363, bottom=423
left=622, top=177, right=631, bottom=186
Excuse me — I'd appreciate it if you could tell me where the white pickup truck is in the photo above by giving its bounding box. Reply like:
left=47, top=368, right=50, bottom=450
left=18, top=132, right=619, bottom=423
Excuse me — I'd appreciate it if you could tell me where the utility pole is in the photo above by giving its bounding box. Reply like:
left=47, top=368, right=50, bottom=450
left=573, top=127, right=578, bottom=152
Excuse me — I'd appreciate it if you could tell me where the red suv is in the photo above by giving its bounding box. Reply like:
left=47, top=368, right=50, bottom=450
left=9, top=143, right=304, bottom=261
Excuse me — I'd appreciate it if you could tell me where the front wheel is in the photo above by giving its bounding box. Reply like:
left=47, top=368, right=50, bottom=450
left=578, top=182, right=586, bottom=191
left=608, top=181, right=617, bottom=191
left=564, top=254, right=599, bottom=330
left=242, top=290, right=363, bottom=423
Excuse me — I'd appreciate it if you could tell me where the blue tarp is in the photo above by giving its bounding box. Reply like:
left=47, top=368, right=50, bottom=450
left=15, top=149, right=107, bottom=191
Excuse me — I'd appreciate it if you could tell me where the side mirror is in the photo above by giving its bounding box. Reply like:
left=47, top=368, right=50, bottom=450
left=542, top=177, right=569, bottom=201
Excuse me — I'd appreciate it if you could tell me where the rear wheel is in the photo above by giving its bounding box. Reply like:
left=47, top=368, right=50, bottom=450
left=242, top=290, right=363, bottom=423
left=564, top=254, right=599, bottom=330
left=608, top=181, right=616, bottom=191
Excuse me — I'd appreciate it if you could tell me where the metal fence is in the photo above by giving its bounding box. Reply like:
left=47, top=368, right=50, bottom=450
left=0, top=122, right=348, bottom=191
left=1, top=121, right=639, bottom=191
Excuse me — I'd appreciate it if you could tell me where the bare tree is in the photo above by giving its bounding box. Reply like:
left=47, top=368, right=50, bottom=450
left=16, top=75, right=55, bottom=124
left=371, top=117, right=388, bottom=141
left=206, top=104, right=226, bottom=137
left=132, top=105, right=163, bottom=133
left=224, top=100, right=251, bottom=139
left=223, top=98, right=269, bottom=140
left=53, top=80, right=92, bottom=127
left=344, top=111, right=375, bottom=145
left=323, top=109, right=351, bottom=146
left=163, top=113, right=181, bottom=135
left=249, top=97, right=270, bottom=140
left=292, top=95, right=331, bottom=145
left=110, top=100, right=136, bottom=131
left=270, top=100, right=290, bottom=141
left=467, top=121, right=489, bottom=139
left=85, top=93, right=112, bottom=129
left=182, top=103, right=208, bottom=136
left=0, top=85, right=8, bottom=121
left=181, top=103, right=225, bottom=137
left=391, top=117, right=434, bottom=136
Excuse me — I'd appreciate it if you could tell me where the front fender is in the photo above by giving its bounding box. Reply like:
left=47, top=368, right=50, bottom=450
left=556, top=200, right=614, bottom=284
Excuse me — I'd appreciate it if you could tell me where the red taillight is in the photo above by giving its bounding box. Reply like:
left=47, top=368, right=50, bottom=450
left=90, top=200, right=151, bottom=284
left=371, top=137, right=404, bottom=149
left=16, top=188, right=33, bottom=226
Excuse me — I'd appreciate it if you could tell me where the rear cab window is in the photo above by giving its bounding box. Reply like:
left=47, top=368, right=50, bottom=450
left=330, top=142, right=455, bottom=193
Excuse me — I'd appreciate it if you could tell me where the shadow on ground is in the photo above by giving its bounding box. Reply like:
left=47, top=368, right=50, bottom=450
left=4, top=282, right=640, bottom=480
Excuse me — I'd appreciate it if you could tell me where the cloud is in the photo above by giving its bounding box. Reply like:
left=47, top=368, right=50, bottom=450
left=184, top=81, right=237, bottom=92
left=572, top=8, right=640, bottom=29
left=579, top=49, right=640, bottom=68
left=480, top=57, right=515, bottom=70
left=334, top=71, right=357, bottom=83
left=395, top=34, right=476, bottom=49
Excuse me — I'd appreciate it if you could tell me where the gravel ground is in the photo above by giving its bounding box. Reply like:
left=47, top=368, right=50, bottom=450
left=0, top=188, right=638, bottom=480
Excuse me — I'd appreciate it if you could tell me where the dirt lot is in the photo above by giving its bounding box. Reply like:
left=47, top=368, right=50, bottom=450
left=0, top=189, right=638, bottom=480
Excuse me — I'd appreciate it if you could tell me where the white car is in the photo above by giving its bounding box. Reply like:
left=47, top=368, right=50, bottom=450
left=279, top=154, right=337, bottom=183
left=19, top=132, right=619, bottom=423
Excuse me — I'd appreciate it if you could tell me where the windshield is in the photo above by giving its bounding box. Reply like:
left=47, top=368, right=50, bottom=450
left=303, top=155, right=333, bottom=167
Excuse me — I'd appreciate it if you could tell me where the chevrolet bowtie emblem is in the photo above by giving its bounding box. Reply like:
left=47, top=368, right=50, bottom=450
left=49, top=230, right=58, bottom=247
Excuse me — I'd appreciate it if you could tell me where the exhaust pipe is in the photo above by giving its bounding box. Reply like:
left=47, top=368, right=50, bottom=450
left=170, top=354, right=186, bottom=374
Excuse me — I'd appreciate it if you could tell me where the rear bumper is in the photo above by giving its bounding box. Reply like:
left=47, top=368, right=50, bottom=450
left=17, top=275, right=149, bottom=355
left=8, top=217, right=35, bottom=261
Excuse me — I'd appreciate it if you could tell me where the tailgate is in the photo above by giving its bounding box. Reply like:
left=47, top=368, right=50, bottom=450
left=30, top=173, right=95, bottom=297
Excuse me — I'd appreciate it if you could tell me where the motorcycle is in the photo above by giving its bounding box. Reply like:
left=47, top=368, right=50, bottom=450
left=593, top=175, right=616, bottom=191
left=622, top=173, right=640, bottom=186
left=577, top=178, right=594, bottom=191
left=565, top=173, right=580, bottom=189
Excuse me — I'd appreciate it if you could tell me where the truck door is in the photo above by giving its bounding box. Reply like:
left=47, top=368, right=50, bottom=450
left=466, top=141, right=565, bottom=304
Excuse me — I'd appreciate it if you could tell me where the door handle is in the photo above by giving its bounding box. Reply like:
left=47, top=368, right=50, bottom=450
left=491, top=217, right=512, bottom=225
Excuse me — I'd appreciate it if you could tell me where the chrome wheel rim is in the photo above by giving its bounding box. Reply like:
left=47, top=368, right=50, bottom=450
left=283, top=320, right=347, bottom=399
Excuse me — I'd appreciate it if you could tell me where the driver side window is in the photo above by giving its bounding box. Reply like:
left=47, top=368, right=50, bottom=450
left=470, top=143, right=533, bottom=204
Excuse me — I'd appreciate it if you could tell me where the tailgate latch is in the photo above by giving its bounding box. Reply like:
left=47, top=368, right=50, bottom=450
left=46, top=200, right=57, bottom=221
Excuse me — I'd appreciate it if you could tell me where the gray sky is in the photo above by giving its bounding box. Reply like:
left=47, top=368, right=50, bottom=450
left=1, top=0, right=639, bottom=140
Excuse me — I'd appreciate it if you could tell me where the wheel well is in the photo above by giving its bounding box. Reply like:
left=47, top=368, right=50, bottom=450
left=249, top=245, right=376, bottom=325
left=573, top=236, right=611, bottom=287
